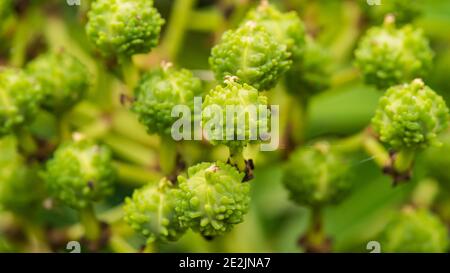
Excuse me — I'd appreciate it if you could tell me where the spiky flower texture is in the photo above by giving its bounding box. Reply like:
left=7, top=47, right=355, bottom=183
left=43, top=140, right=116, bottom=209
left=132, top=64, right=203, bottom=136
left=381, top=208, right=448, bottom=253
left=372, top=79, right=449, bottom=150
left=209, top=21, right=291, bottom=91
left=0, top=68, right=42, bottom=136
left=244, top=2, right=306, bottom=62
left=26, top=51, right=89, bottom=112
left=177, top=162, right=250, bottom=237
left=86, top=0, right=164, bottom=57
left=124, top=178, right=186, bottom=243
left=282, top=142, right=352, bottom=207
left=355, top=17, right=433, bottom=89
left=202, top=79, right=269, bottom=152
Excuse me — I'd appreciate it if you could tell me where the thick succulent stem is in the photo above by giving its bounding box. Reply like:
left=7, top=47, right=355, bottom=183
left=159, top=137, right=177, bottom=177
left=80, top=205, right=102, bottom=242
left=162, top=0, right=198, bottom=60
left=362, top=135, right=391, bottom=168
left=300, top=207, right=330, bottom=253
left=109, top=234, right=138, bottom=253
left=394, top=149, right=416, bottom=174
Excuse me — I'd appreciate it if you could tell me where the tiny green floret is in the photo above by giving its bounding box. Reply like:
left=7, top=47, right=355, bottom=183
left=43, top=140, right=117, bottom=209
left=282, top=142, right=352, bottom=207
left=380, top=208, right=448, bottom=253
left=244, top=1, right=306, bottom=62
left=355, top=16, right=433, bottom=89
left=124, top=178, right=186, bottom=244
left=26, top=51, right=89, bottom=112
left=202, top=78, right=269, bottom=152
left=372, top=79, right=449, bottom=150
left=86, top=0, right=164, bottom=57
left=0, top=68, right=42, bottom=136
left=209, top=21, right=291, bottom=91
left=132, top=63, right=203, bottom=136
left=176, top=162, right=251, bottom=237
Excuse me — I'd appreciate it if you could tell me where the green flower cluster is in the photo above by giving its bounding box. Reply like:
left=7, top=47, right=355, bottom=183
left=0, top=68, right=42, bottom=136
left=244, top=1, right=305, bottom=62
left=176, top=162, right=250, bottom=237
left=285, top=36, right=331, bottom=98
left=26, top=51, right=89, bottom=112
left=209, top=21, right=291, bottom=91
left=282, top=142, right=352, bottom=207
left=202, top=79, right=269, bottom=152
left=132, top=64, right=203, bottom=136
left=355, top=18, right=433, bottom=89
left=86, top=0, right=164, bottom=57
left=372, top=79, right=449, bottom=150
left=125, top=162, right=250, bottom=241
left=0, top=136, right=43, bottom=213
left=124, top=178, right=186, bottom=243
left=380, top=208, right=448, bottom=253
left=42, top=140, right=117, bottom=209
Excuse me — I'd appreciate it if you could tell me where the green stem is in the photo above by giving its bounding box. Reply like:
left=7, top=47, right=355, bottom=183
left=362, top=136, right=390, bottom=168
left=109, top=235, right=138, bottom=253
left=79, top=205, right=101, bottom=242
left=159, top=137, right=177, bottom=176
left=411, top=178, right=439, bottom=209
left=17, top=129, right=38, bottom=156
left=120, top=57, right=139, bottom=92
left=58, top=113, right=72, bottom=143
left=187, top=8, right=224, bottom=32
left=229, top=147, right=246, bottom=172
left=394, top=149, right=416, bottom=173
left=114, top=161, right=162, bottom=187
left=332, top=131, right=364, bottom=153
left=161, top=0, right=198, bottom=60
left=22, top=220, right=50, bottom=253
left=302, top=207, right=328, bottom=252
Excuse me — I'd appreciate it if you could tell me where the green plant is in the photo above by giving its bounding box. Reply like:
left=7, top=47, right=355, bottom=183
left=355, top=16, right=433, bottom=90
left=86, top=0, right=164, bottom=59
left=362, top=0, right=421, bottom=25
left=380, top=207, right=449, bottom=253
left=124, top=178, right=186, bottom=244
left=26, top=51, right=90, bottom=113
left=176, top=162, right=250, bottom=237
left=0, top=68, right=42, bottom=136
left=209, top=20, right=291, bottom=91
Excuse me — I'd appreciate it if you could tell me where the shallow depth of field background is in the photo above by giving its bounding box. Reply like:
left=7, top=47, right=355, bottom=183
left=1, top=0, right=450, bottom=253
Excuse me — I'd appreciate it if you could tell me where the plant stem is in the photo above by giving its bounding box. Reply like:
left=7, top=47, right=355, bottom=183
left=114, top=161, right=162, bottom=187
left=159, top=137, right=177, bottom=176
left=17, top=128, right=38, bottom=156
left=394, top=149, right=416, bottom=173
left=120, top=57, right=139, bottom=92
left=301, top=207, right=329, bottom=252
left=22, top=220, right=50, bottom=253
left=109, top=235, right=138, bottom=253
left=362, top=135, right=390, bottom=168
left=229, top=147, right=246, bottom=172
left=161, top=0, right=198, bottom=61
left=79, top=205, right=101, bottom=242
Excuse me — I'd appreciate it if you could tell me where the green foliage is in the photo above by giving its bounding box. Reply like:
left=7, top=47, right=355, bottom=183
left=372, top=79, right=449, bottom=150
left=202, top=79, right=268, bottom=152
left=0, top=0, right=12, bottom=26
left=0, top=68, right=42, bottom=136
left=209, top=21, right=291, bottom=91
left=42, top=140, right=117, bottom=210
left=124, top=178, right=186, bottom=244
left=26, top=51, right=89, bottom=112
left=132, top=64, right=203, bottom=136
left=355, top=18, right=433, bottom=89
left=380, top=208, right=448, bottom=253
left=176, top=162, right=251, bottom=237
left=282, top=142, right=352, bottom=207
left=424, top=131, right=450, bottom=187
left=86, top=0, right=164, bottom=57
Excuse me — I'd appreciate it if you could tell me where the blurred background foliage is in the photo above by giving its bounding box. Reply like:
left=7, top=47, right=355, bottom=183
left=1, top=0, right=450, bottom=253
